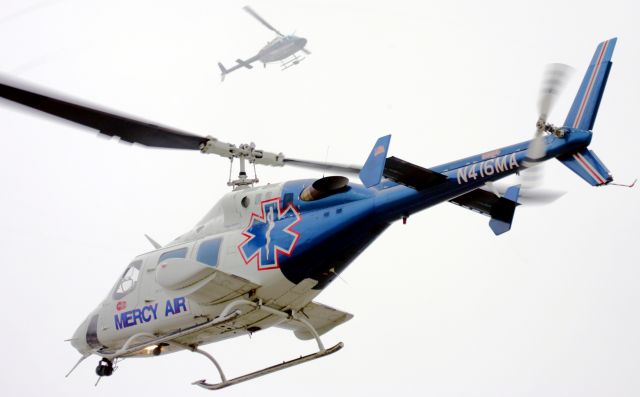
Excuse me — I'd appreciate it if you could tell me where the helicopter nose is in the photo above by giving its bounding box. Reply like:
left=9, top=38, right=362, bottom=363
left=70, top=313, right=100, bottom=354
left=299, top=37, right=307, bottom=47
left=70, top=318, right=91, bottom=354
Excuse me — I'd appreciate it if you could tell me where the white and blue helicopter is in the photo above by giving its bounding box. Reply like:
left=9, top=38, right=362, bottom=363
left=218, top=6, right=311, bottom=81
left=0, top=38, right=627, bottom=390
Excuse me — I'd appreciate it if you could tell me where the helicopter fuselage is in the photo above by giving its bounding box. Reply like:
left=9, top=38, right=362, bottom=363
left=70, top=128, right=593, bottom=358
left=0, top=37, right=617, bottom=389
left=258, top=35, right=308, bottom=63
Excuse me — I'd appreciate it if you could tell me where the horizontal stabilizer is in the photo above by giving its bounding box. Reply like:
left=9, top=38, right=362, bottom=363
left=450, top=184, right=521, bottom=235
left=450, top=188, right=502, bottom=215
left=383, top=156, right=447, bottom=190
left=236, top=59, right=253, bottom=69
left=557, top=148, right=612, bottom=186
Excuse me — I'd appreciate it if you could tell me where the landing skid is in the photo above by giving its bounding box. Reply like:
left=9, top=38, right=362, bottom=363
left=180, top=299, right=344, bottom=390
left=191, top=343, right=343, bottom=390
left=280, top=54, right=305, bottom=70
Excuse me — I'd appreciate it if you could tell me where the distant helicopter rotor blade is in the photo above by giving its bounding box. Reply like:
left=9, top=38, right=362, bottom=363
left=0, top=77, right=207, bottom=150
left=243, top=6, right=285, bottom=37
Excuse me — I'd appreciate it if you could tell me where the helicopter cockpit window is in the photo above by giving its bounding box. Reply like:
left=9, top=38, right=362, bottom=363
left=112, top=260, right=142, bottom=300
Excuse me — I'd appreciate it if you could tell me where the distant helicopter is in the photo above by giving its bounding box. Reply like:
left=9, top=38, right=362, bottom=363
left=0, top=39, right=629, bottom=390
left=218, top=6, right=311, bottom=81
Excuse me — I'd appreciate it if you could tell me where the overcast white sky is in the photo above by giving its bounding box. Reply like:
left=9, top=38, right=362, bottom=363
left=0, top=0, right=639, bottom=396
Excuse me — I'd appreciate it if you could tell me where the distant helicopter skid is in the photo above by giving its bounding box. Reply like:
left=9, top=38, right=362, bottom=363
left=218, top=6, right=310, bottom=81
left=281, top=53, right=305, bottom=71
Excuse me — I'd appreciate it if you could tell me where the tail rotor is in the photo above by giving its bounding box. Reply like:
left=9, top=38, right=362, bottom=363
left=517, top=63, right=573, bottom=203
left=218, top=63, right=228, bottom=82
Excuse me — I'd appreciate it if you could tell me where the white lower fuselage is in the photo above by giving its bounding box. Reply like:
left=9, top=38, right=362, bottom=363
left=71, top=183, right=319, bottom=358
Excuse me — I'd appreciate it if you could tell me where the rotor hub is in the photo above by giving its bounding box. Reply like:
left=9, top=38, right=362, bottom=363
left=536, top=119, right=566, bottom=138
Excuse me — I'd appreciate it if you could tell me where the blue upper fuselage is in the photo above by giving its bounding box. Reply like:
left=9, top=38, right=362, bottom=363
left=276, top=129, right=592, bottom=288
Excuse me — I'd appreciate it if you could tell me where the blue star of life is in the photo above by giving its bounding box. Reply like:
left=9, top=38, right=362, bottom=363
left=238, top=198, right=301, bottom=270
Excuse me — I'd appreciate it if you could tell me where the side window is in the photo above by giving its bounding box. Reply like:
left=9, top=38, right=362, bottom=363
left=113, top=260, right=142, bottom=300
left=196, top=238, right=222, bottom=268
left=158, top=247, right=188, bottom=264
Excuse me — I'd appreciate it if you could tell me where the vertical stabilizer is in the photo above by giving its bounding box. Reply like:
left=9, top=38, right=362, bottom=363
left=563, top=38, right=617, bottom=130
left=218, top=62, right=228, bottom=82
left=558, top=39, right=617, bottom=186
left=359, top=135, right=391, bottom=188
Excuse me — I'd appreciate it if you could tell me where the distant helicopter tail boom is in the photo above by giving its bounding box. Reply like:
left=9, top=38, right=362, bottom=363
left=235, top=59, right=253, bottom=69
left=218, top=56, right=260, bottom=81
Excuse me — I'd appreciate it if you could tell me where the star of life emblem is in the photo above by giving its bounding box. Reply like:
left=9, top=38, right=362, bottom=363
left=238, top=197, right=302, bottom=271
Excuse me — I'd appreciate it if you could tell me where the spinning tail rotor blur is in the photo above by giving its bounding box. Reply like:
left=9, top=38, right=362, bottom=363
left=518, top=63, right=573, bottom=204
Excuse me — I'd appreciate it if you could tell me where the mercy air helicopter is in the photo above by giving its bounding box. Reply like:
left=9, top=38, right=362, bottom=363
left=217, top=6, right=311, bottom=81
left=0, top=38, right=628, bottom=390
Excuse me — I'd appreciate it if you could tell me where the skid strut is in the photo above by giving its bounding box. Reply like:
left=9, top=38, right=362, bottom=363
left=184, top=299, right=344, bottom=390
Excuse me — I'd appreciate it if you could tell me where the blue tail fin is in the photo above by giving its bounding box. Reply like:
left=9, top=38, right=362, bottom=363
left=564, top=38, right=617, bottom=130
left=359, top=135, right=391, bottom=188
left=489, top=184, right=521, bottom=236
left=558, top=39, right=617, bottom=186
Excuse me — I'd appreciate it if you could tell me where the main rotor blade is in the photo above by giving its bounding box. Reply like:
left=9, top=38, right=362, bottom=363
left=0, top=77, right=207, bottom=150
left=243, top=6, right=284, bottom=37
left=284, top=158, right=361, bottom=176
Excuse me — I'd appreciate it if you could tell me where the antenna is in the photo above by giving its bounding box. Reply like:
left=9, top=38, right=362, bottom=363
left=322, top=146, right=330, bottom=177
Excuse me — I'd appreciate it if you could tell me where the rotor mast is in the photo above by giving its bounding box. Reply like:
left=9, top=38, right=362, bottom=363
left=199, top=136, right=285, bottom=190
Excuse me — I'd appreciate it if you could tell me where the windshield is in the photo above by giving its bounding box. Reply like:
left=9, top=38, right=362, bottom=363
left=112, top=260, right=142, bottom=300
